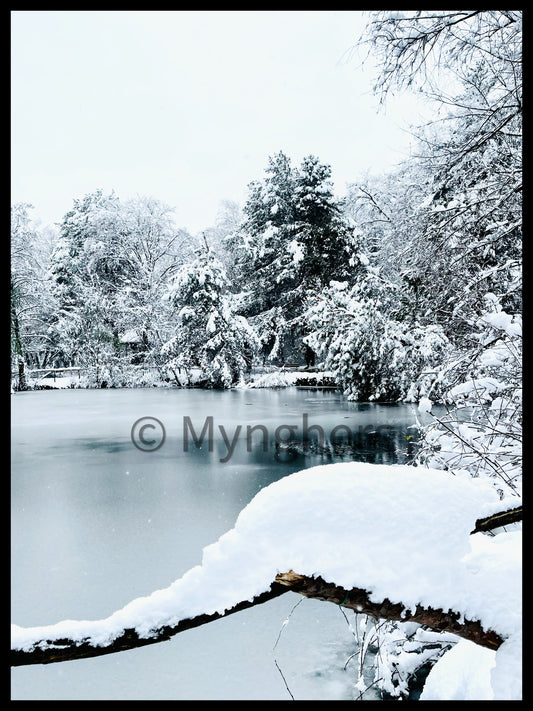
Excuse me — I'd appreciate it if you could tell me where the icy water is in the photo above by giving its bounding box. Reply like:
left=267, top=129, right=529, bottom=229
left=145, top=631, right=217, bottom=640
left=11, top=387, right=431, bottom=700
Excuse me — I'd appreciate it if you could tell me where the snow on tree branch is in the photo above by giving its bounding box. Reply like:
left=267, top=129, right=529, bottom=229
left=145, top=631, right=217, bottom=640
left=11, top=462, right=521, bottom=700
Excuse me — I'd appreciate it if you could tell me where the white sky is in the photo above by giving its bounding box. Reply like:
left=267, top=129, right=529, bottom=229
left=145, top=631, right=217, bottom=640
left=11, top=10, right=430, bottom=235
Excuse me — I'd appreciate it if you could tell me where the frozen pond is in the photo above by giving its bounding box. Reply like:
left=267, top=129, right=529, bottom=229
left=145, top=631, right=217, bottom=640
left=11, top=387, right=431, bottom=700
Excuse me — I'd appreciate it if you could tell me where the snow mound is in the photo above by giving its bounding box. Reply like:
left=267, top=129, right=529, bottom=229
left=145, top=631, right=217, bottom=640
left=420, top=639, right=496, bottom=700
left=490, top=630, right=522, bottom=700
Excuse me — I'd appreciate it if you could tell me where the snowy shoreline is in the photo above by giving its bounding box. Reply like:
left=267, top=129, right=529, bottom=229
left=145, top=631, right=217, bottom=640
left=11, top=367, right=339, bottom=390
left=10, top=368, right=430, bottom=404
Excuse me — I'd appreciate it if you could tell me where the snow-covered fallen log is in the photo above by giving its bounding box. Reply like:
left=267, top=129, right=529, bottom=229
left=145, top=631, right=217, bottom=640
left=11, top=582, right=290, bottom=666
left=274, top=571, right=504, bottom=650
left=11, top=462, right=521, bottom=698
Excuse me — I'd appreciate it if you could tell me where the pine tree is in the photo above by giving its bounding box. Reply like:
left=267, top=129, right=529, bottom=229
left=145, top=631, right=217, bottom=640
left=294, top=155, right=355, bottom=288
left=162, top=245, right=257, bottom=388
left=231, top=152, right=358, bottom=364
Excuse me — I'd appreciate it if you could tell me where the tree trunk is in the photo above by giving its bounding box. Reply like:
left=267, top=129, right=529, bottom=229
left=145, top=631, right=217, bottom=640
left=17, top=357, right=28, bottom=391
left=11, top=583, right=289, bottom=666
left=11, top=308, right=28, bottom=391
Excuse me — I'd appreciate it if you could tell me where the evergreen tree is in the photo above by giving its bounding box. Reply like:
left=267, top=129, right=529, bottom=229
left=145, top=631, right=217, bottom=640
left=293, top=155, right=355, bottom=288
left=162, top=245, right=257, bottom=388
left=231, top=151, right=358, bottom=364
left=235, top=152, right=299, bottom=314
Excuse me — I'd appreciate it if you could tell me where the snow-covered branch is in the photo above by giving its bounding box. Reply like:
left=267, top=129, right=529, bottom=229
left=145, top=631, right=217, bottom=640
left=11, top=463, right=521, bottom=685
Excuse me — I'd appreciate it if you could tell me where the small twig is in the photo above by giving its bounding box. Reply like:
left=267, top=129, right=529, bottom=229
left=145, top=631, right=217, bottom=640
left=271, top=596, right=304, bottom=652
left=355, top=676, right=383, bottom=701
left=274, top=658, right=295, bottom=700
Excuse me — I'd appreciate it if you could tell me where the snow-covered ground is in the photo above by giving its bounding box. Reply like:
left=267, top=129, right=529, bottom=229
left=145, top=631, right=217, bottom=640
left=12, top=461, right=521, bottom=700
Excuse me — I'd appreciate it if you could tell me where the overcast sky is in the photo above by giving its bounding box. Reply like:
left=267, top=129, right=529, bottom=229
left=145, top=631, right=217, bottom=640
left=11, top=10, right=430, bottom=235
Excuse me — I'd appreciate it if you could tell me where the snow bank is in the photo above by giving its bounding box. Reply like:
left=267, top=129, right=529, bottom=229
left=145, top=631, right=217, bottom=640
left=12, top=462, right=521, bottom=699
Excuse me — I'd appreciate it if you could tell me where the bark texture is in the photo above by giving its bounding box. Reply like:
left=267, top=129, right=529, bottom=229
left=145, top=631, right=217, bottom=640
left=275, top=571, right=504, bottom=650
left=11, top=583, right=289, bottom=667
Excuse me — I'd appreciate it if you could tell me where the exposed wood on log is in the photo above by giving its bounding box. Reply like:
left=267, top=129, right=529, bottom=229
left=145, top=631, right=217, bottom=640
left=275, top=572, right=504, bottom=651
left=471, top=505, right=522, bottom=534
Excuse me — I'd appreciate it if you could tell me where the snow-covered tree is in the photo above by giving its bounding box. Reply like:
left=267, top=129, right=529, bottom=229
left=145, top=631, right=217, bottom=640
left=357, top=10, right=521, bottom=339
left=233, top=152, right=299, bottom=309
left=360, top=11, right=521, bottom=106
left=48, top=191, right=194, bottom=384
left=202, top=199, right=243, bottom=282
left=306, top=276, right=450, bottom=402
left=102, top=195, right=196, bottom=369
left=335, top=11, right=523, bottom=697
left=231, top=151, right=359, bottom=364
left=48, top=190, right=121, bottom=374
left=162, top=245, right=257, bottom=388
left=416, top=294, right=522, bottom=499
left=11, top=203, right=57, bottom=388
left=293, top=155, right=356, bottom=288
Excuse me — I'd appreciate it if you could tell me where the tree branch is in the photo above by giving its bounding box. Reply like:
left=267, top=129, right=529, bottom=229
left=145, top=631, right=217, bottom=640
left=11, top=583, right=290, bottom=667
left=471, top=505, right=522, bottom=534
left=13, top=536, right=515, bottom=668
left=275, top=571, right=504, bottom=651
